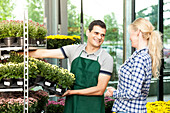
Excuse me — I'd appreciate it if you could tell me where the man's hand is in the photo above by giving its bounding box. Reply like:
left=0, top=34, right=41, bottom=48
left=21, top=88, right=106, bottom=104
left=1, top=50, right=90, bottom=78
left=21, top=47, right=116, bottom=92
left=62, top=90, right=71, bottom=97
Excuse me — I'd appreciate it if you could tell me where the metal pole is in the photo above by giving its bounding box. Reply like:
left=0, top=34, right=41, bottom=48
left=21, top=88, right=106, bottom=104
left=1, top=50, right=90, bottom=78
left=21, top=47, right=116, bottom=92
left=58, top=0, right=62, bottom=67
left=131, top=0, right=136, bottom=54
left=58, top=0, right=61, bottom=34
left=80, top=0, right=84, bottom=44
left=157, top=0, right=164, bottom=101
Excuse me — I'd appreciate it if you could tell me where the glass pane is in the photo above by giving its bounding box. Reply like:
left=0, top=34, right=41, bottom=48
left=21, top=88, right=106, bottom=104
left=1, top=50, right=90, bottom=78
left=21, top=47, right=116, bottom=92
left=163, top=0, right=170, bottom=102
left=67, top=0, right=81, bottom=36
left=163, top=0, right=170, bottom=76
left=136, top=0, right=159, bottom=102
left=69, top=0, right=123, bottom=81
left=136, top=0, right=170, bottom=102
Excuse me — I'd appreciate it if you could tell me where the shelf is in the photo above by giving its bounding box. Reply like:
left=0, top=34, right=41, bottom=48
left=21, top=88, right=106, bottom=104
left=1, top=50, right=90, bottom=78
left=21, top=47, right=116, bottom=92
left=0, top=47, right=22, bottom=51
left=28, top=46, right=47, bottom=50
left=0, top=88, right=23, bottom=92
left=36, top=81, right=64, bottom=96
left=0, top=47, right=46, bottom=53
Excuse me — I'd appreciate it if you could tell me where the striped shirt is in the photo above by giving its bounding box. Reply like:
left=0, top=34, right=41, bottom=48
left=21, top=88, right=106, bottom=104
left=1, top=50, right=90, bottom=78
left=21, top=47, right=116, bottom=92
left=112, top=48, right=152, bottom=113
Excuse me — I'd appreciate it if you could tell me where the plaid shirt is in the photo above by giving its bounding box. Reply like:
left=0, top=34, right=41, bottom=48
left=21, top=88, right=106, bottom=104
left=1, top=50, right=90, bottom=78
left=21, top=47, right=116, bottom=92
left=112, top=48, right=152, bottom=113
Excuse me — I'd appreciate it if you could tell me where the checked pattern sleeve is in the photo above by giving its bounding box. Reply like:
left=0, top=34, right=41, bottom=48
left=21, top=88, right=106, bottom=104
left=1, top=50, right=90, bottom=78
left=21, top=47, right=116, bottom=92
left=112, top=56, right=146, bottom=99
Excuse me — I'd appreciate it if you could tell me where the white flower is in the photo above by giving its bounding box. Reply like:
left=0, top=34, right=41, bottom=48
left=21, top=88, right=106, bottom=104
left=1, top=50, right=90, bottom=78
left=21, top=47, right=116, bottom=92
left=0, top=64, right=4, bottom=67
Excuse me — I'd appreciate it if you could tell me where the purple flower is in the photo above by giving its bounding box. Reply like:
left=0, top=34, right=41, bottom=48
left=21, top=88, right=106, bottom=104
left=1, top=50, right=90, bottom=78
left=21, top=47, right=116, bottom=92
left=47, top=98, right=65, bottom=107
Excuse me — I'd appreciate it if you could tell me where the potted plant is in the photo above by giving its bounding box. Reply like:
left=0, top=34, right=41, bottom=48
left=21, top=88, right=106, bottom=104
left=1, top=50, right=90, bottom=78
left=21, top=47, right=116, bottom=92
left=0, top=21, right=5, bottom=41
left=46, top=67, right=75, bottom=96
left=29, top=58, right=47, bottom=84
left=0, top=60, right=40, bottom=87
left=3, top=51, right=76, bottom=93
left=46, top=99, right=65, bottom=113
left=8, top=51, right=24, bottom=63
left=28, top=61, right=40, bottom=86
left=0, top=20, right=47, bottom=47
left=43, top=65, right=59, bottom=87
left=46, top=97, right=114, bottom=113
left=0, top=20, right=17, bottom=46
left=12, top=62, right=24, bottom=86
left=46, top=35, right=81, bottom=49
left=29, top=57, right=75, bottom=95
left=0, top=63, right=16, bottom=87
left=0, top=62, right=24, bottom=87
left=28, top=20, right=47, bottom=47
left=36, top=23, right=47, bottom=46
left=0, top=90, right=49, bottom=113
left=16, top=20, right=24, bottom=47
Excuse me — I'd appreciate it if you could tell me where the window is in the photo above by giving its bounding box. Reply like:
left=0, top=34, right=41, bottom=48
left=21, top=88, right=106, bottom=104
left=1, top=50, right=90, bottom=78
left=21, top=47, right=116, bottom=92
left=69, top=0, right=124, bottom=80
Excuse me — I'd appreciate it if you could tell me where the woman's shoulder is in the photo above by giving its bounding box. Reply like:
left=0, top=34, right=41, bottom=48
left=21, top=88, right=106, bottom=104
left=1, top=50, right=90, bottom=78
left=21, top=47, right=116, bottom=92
left=134, top=51, right=151, bottom=66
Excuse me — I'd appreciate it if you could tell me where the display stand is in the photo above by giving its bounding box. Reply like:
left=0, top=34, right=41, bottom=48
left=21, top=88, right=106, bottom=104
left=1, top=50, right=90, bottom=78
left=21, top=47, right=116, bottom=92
left=0, top=9, right=48, bottom=113
left=0, top=10, right=29, bottom=113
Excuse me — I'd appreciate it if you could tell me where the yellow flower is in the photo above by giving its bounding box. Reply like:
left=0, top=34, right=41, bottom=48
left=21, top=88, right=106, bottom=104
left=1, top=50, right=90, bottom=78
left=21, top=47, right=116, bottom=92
left=146, top=101, right=170, bottom=112
left=46, top=34, right=80, bottom=40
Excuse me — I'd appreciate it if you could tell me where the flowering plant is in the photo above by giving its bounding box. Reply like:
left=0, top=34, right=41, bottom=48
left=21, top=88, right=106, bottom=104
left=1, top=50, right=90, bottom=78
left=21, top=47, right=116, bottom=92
left=0, top=61, right=39, bottom=80
left=46, top=99, right=65, bottom=113
left=46, top=97, right=115, bottom=113
left=31, top=90, right=49, bottom=112
left=0, top=90, right=49, bottom=113
left=0, top=20, right=20, bottom=39
left=146, top=100, right=170, bottom=113
left=28, top=20, right=47, bottom=39
left=0, top=62, right=23, bottom=79
left=0, top=97, right=38, bottom=112
left=16, top=20, right=23, bottom=37
left=3, top=51, right=76, bottom=89
left=104, top=96, right=114, bottom=113
left=29, top=57, right=75, bottom=89
left=46, top=35, right=81, bottom=49
left=0, top=20, right=47, bottom=39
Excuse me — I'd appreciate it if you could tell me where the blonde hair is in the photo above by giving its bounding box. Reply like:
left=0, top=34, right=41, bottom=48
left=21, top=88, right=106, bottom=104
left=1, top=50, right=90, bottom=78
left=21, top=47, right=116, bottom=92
left=129, top=18, right=163, bottom=78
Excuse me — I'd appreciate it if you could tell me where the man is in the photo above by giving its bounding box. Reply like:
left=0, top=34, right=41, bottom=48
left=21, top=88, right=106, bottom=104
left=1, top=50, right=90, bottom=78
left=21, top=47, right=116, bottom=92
left=29, top=20, right=113, bottom=113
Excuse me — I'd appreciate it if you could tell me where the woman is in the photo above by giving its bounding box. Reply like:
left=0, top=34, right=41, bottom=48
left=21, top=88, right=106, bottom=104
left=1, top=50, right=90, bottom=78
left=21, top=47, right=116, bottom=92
left=105, top=18, right=163, bottom=113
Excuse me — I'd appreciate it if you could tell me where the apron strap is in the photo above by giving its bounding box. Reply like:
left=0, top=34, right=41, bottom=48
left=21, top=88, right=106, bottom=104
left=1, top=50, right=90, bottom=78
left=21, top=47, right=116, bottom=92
left=79, top=50, right=83, bottom=57
left=97, top=56, right=99, bottom=61
left=97, top=49, right=103, bottom=61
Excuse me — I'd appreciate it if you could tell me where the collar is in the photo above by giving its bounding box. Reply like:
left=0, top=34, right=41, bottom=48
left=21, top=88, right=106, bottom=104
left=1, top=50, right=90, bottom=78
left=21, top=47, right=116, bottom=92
left=133, top=47, right=149, bottom=56
left=82, top=44, right=103, bottom=56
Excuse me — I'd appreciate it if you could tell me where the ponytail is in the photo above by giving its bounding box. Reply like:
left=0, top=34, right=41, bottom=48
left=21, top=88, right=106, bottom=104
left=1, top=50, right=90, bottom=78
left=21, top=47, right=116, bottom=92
left=148, top=31, right=163, bottom=78
left=130, top=18, right=163, bottom=78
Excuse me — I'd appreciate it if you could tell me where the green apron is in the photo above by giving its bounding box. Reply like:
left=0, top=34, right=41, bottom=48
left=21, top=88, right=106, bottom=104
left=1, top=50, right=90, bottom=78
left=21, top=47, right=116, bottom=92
left=64, top=51, right=105, bottom=113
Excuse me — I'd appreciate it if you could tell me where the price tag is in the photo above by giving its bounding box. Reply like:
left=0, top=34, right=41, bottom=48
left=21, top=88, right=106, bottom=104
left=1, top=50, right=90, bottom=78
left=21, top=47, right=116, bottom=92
left=56, top=88, right=62, bottom=92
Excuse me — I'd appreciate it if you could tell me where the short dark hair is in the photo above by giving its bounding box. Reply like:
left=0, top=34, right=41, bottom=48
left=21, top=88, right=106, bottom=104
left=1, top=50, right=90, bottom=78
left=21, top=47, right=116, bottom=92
left=88, top=20, right=106, bottom=32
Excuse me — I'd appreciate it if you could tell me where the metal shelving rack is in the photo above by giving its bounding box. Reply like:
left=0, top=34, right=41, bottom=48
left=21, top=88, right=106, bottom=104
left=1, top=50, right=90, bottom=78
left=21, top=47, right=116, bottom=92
left=23, top=10, right=29, bottom=113
left=0, top=10, right=29, bottom=113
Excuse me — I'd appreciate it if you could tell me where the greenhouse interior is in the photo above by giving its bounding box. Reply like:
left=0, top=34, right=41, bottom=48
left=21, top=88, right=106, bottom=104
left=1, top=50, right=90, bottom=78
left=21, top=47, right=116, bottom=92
left=0, top=0, right=170, bottom=113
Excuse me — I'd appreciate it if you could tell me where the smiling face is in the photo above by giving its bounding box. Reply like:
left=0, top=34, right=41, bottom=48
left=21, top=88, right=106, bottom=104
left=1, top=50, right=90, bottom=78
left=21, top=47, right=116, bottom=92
left=129, top=29, right=139, bottom=48
left=86, top=25, right=106, bottom=48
